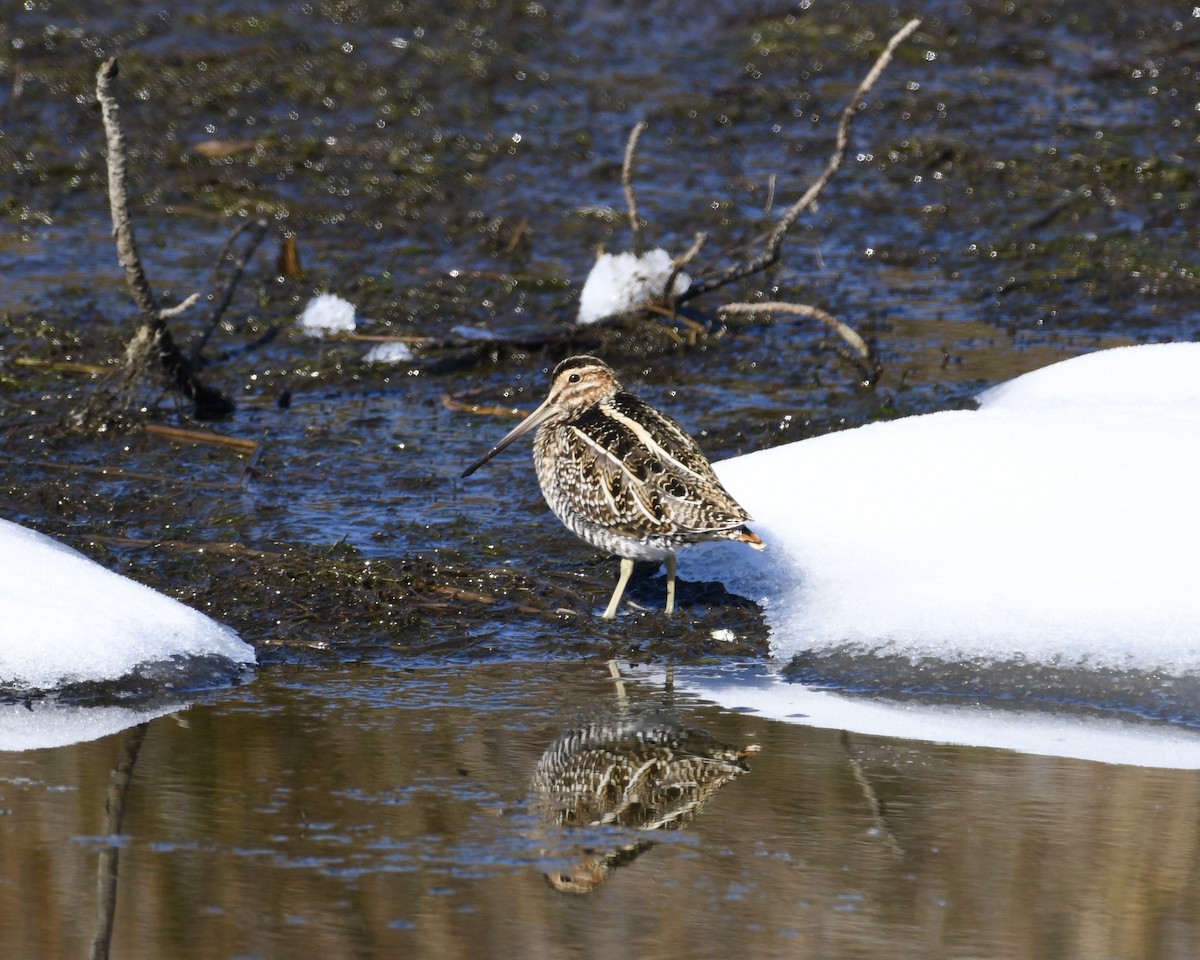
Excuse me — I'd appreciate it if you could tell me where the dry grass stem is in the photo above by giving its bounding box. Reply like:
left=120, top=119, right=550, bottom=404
left=141, top=422, right=260, bottom=453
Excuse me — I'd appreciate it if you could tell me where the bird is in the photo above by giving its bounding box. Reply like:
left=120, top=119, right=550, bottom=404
left=461, top=355, right=764, bottom=618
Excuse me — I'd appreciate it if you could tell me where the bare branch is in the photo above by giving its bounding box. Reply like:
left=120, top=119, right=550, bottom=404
left=721, top=300, right=882, bottom=384
left=158, top=292, right=200, bottom=320
left=662, top=231, right=707, bottom=302
left=74, top=57, right=235, bottom=425
left=683, top=18, right=922, bottom=301
left=96, top=57, right=157, bottom=318
left=622, top=120, right=648, bottom=256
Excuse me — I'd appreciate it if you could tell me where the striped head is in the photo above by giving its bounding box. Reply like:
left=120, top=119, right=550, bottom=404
left=461, top=355, right=621, bottom=478
left=539, top=356, right=622, bottom=425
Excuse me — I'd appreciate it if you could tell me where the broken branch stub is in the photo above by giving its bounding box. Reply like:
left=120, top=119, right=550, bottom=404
left=78, top=57, right=236, bottom=426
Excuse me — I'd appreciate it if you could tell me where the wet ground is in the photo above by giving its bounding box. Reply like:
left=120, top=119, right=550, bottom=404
left=1, top=1, right=1199, bottom=957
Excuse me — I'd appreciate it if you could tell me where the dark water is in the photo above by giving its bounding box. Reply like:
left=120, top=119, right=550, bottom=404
left=2, top=1, right=1200, bottom=956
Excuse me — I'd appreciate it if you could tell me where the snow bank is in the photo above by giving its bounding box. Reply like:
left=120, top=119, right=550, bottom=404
left=692, top=343, right=1200, bottom=672
left=632, top=663, right=1200, bottom=769
left=0, top=519, right=255, bottom=692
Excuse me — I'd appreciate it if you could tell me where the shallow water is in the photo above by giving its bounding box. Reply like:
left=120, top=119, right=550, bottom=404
left=4, top=659, right=1200, bottom=960
left=2, top=1, right=1200, bottom=956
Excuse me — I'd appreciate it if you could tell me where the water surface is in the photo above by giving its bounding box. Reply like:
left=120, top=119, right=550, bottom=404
left=4, top=660, right=1200, bottom=959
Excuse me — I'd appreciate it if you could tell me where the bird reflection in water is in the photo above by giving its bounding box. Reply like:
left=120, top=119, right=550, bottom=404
left=530, top=711, right=760, bottom=893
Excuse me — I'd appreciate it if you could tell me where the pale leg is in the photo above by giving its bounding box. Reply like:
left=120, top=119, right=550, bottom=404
left=664, top=553, right=677, bottom=616
left=602, top=557, right=635, bottom=619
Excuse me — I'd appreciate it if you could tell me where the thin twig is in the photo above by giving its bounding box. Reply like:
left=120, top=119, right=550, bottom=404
left=722, top=300, right=882, bottom=383
left=622, top=120, right=648, bottom=256
left=88, top=535, right=274, bottom=558
left=441, top=390, right=528, bottom=418
left=187, top=216, right=271, bottom=365
left=682, top=18, right=921, bottom=301
left=15, top=358, right=110, bottom=375
left=158, top=292, right=200, bottom=320
left=141, top=422, right=260, bottom=453
left=10, top=456, right=245, bottom=491
left=662, top=231, right=708, bottom=303
left=762, top=173, right=777, bottom=216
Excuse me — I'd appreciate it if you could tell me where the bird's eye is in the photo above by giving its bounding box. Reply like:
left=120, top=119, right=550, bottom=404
left=568, top=373, right=581, bottom=383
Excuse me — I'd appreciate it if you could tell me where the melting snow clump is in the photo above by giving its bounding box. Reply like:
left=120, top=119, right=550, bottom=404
left=576, top=249, right=690, bottom=325
left=298, top=293, right=357, bottom=337
left=364, top=341, right=414, bottom=364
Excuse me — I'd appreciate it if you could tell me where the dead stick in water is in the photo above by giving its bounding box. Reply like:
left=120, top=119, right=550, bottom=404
left=74, top=58, right=235, bottom=425
left=621, top=119, right=648, bottom=256
left=141, top=422, right=260, bottom=453
left=187, top=216, right=271, bottom=365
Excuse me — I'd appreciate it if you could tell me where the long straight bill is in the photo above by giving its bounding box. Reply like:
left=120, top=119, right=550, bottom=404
left=461, top=399, right=554, bottom=478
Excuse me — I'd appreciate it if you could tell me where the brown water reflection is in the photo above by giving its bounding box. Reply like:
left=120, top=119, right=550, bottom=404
left=1, top=661, right=1199, bottom=959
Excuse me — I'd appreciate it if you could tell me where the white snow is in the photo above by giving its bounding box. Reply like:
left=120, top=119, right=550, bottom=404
left=298, top=292, right=357, bottom=337
left=693, top=342, right=1200, bottom=673
left=0, top=519, right=255, bottom=692
left=363, top=340, right=414, bottom=364
left=576, top=248, right=690, bottom=325
left=631, top=663, right=1200, bottom=770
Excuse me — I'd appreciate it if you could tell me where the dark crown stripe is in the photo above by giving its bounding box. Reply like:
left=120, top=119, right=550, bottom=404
left=552, top=355, right=609, bottom=378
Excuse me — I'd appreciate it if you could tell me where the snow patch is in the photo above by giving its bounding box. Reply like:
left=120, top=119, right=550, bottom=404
left=576, top=249, right=690, bottom=325
left=298, top=293, right=357, bottom=337
left=364, top=341, right=414, bottom=364
left=0, top=519, right=255, bottom=692
left=685, top=342, right=1200, bottom=673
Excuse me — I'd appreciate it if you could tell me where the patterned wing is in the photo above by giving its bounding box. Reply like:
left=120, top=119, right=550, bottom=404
left=564, top=393, right=752, bottom=539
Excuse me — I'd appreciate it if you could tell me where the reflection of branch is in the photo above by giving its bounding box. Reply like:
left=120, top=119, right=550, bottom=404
left=77, top=58, right=235, bottom=425
left=621, top=120, right=648, bottom=256
left=840, top=731, right=904, bottom=858
left=89, top=722, right=148, bottom=960
left=721, top=300, right=882, bottom=383
left=682, top=18, right=922, bottom=301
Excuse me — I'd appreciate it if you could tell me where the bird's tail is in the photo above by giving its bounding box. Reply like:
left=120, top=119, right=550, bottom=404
left=737, top=527, right=765, bottom=550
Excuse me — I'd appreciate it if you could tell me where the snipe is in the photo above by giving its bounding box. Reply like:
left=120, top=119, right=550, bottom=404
left=462, top=355, right=763, bottom=618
